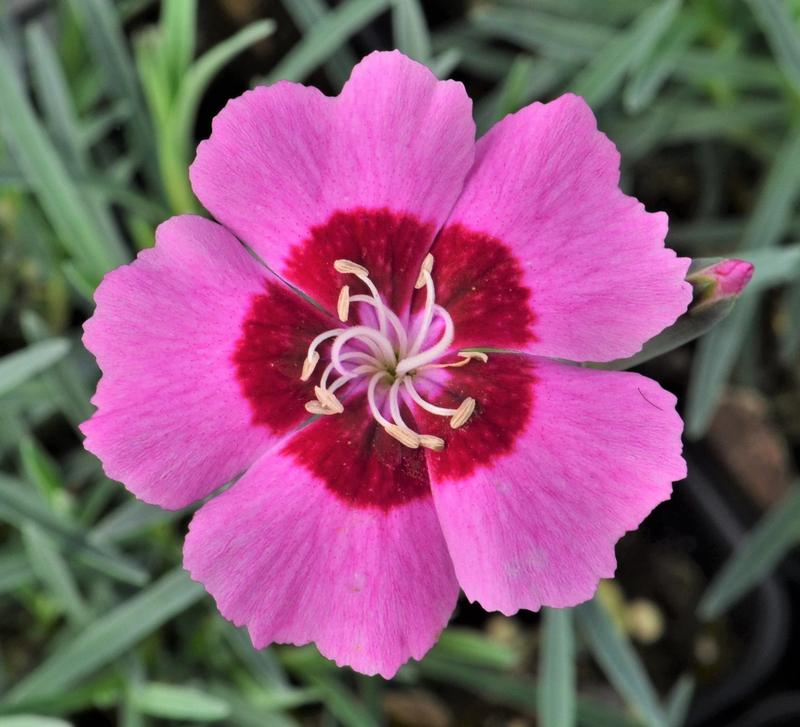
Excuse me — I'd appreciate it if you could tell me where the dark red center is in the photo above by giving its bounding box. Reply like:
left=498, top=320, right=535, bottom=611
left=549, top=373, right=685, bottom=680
left=233, top=207, right=536, bottom=510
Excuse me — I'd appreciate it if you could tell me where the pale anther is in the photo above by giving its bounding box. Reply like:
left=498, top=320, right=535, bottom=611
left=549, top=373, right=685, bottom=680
left=301, top=351, right=320, bottom=381
left=384, top=424, right=420, bottom=449
left=460, top=350, right=488, bottom=363
left=334, top=259, right=369, bottom=277
left=450, top=397, right=476, bottom=429
left=315, top=386, right=344, bottom=414
left=419, top=434, right=445, bottom=451
left=415, top=253, right=434, bottom=289
left=337, top=285, right=350, bottom=322
left=305, top=400, right=336, bottom=416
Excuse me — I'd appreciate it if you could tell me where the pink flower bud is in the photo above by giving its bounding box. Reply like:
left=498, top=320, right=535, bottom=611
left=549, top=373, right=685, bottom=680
left=690, top=259, right=754, bottom=307
left=709, top=259, right=755, bottom=296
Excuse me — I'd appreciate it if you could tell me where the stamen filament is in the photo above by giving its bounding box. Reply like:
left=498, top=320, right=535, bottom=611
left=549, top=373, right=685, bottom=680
left=331, top=326, right=396, bottom=376
left=403, top=378, right=457, bottom=416
left=350, top=294, right=408, bottom=355
left=299, top=255, right=482, bottom=449
left=395, top=305, right=454, bottom=376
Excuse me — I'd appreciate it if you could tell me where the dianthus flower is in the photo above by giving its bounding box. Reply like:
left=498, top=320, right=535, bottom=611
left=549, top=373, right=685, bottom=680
left=82, top=52, right=691, bottom=677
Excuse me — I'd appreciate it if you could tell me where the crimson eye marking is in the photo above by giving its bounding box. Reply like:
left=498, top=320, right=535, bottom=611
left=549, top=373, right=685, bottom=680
left=299, top=254, right=485, bottom=451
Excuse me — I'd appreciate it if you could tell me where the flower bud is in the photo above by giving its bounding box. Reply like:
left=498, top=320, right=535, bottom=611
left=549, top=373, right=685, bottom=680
left=689, top=259, right=754, bottom=308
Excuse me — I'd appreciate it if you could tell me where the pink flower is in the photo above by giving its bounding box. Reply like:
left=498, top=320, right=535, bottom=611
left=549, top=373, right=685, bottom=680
left=82, top=52, right=691, bottom=677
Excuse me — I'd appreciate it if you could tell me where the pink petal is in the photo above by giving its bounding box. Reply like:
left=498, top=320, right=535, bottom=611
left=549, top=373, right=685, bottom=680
left=423, top=356, right=686, bottom=614
left=444, top=94, right=691, bottom=362
left=190, top=51, right=475, bottom=314
left=81, top=216, right=327, bottom=509
left=183, top=441, right=458, bottom=678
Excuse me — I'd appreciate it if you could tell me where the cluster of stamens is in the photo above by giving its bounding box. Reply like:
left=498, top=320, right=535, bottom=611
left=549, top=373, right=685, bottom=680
left=299, top=254, right=486, bottom=450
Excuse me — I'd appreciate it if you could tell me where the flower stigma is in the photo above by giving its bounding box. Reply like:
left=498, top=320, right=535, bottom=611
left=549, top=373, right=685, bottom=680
left=299, top=254, right=486, bottom=450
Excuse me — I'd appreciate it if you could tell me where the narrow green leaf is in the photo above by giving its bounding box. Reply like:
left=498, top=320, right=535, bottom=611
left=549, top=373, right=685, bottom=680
left=699, top=487, right=800, bottom=620
left=392, top=0, right=431, bottom=62
left=0, top=340, right=70, bottom=397
left=575, top=598, right=667, bottom=727
left=161, top=0, right=197, bottom=93
left=470, top=7, right=782, bottom=91
left=429, top=48, right=461, bottom=79
left=739, top=245, right=800, bottom=293
left=433, top=627, right=520, bottom=670
left=92, top=499, right=183, bottom=544
left=175, top=20, right=275, bottom=158
left=624, top=15, right=697, bottom=112
left=0, top=551, right=36, bottom=594
left=283, top=0, right=357, bottom=88
left=304, top=676, right=378, bottom=727
left=569, top=0, right=681, bottom=107
left=19, top=435, right=64, bottom=500
left=157, top=19, right=275, bottom=213
left=538, top=609, right=576, bottom=727
left=0, top=717, right=72, bottom=727
left=0, top=474, right=148, bottom=587
left=22, top=523, right=87, bottom=626
left=264, top=0, right=391, bottom=83
left=25, top=24, right=84, bottom=170
left=221, top=624, right=290, bottom=688
left=665, top=675, right=695, bottom=727
left=747, top=0, right=800, bottom=91
left=780, top=282, right=800, bottom=361
left=131, top=683, right=230, bottom=722
left=6, top=568, right=204, bottom=703
left=68, top=0, right=160, bottom=191
left=0, top=44, right=126, bottom=280
left=418, top=656, right=641, bottom=727
left=686, top=123, right=800, bottom=437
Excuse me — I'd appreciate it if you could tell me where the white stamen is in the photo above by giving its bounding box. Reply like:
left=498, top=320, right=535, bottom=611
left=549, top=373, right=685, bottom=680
left=337, top=285, right=350, bottom=322
left=421, top=350, right=489, bottom=370
left=415, top=253, right=434, bottom=289
left=334, top=259, right=368, bottom=276
left=315, top=386, right=344, bottom=414
left=396, top=305, right=454, bottom=376
left=305, top=400, right=336, bottom=416
left=450, top=397, right=476, bottom=429
left=301, top=351, right=320, bottom=381
left=419, top=434, right=445, bottom=451
left=384, top=423, right=420, bottom=448
left=298, top=256, right=484, bottom=449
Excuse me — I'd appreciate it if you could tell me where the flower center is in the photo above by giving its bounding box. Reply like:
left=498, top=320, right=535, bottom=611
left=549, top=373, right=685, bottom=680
left=299, top=254, right=486, bottom=451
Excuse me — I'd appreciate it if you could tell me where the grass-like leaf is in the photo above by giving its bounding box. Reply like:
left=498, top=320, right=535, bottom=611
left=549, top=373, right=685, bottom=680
left=392, top=0, right=431, bottom=63
left=264, top=0, right=391, bottom=84
left=538, top=608, right=576, bottom=727
left=131, top=683, right=230, bottom=722
left=575, top=598, right=667, bottom=727
left=699, top=487, right=800, bottom=620
left=4, top=568, right=204, bottom=704
left=0, top=474, right=148, bottom=586
left=569, top=0, right=680, bottom=107
left=0, top=340, right=70, bottom=397
left=747, top=0, right=800, bottom=91
left=0, top=44, right=127, bottom=282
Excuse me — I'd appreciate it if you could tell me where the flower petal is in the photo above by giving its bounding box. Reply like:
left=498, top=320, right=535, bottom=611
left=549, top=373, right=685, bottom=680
left=441, top=94, right=691, bottom=362
left=183, top=434, right=458, bottom=678
left=190, top=51, right=475, bottom=314
left=81, top=216, right=330, bottom=509
left=416, top=356, right=686, bottom=614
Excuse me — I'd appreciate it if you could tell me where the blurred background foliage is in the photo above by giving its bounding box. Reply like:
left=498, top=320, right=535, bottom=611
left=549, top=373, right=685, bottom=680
left=1, top=0, right=800, bottom=725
